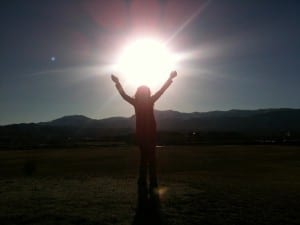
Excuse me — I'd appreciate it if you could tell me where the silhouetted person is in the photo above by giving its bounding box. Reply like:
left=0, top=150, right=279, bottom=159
left=111, top=71, right=177, bottom=206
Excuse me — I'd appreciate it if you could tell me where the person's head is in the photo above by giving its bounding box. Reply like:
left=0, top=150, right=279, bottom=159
left=135, top=85, right=151, bottom=102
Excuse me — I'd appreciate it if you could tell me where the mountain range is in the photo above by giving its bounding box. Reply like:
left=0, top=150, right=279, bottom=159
left=1, top=108, right=300, bottom=148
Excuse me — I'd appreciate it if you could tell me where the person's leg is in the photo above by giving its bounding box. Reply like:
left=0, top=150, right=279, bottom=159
left=137, top=144, right=148, bottom=208
left=149, top=144, right=158, bottom=190
left=138, top=144, right=148, bottom=186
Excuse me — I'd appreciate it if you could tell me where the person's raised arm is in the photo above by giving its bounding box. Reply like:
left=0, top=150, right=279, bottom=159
left=111, top=75, right=134, bottom=105
left=151, top=71, right=177, bottom=102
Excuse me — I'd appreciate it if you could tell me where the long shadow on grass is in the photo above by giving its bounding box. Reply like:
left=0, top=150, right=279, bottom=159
left=132, top=186, right=166, bottom=225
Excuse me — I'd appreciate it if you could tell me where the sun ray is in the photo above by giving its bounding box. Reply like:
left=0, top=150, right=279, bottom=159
left=166, top=0, right=212, bottom=44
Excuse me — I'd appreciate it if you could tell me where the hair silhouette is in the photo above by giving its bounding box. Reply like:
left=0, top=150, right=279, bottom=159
left=135, top=85, right=151, bottom=101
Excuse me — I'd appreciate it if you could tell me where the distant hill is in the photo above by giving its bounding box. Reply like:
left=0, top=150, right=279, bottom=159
left=2, top=108, right=300, bottom=133
left=43, top=115, right=95, bottom=127
left=155, top=108, right=300, bottom=133
left=42, top=115, right=135, bottom=130
left=1, top=108, right=300, bottom=148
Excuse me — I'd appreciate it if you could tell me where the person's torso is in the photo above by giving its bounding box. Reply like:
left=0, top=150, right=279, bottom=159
left=134, top=101, right=156, bottom=133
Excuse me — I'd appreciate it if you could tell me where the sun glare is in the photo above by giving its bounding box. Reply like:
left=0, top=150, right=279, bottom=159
left=116, top=38, right=176, bottom=88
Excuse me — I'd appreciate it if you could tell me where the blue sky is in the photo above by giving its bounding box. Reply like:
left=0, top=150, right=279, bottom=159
left=1, top=0, right=300, bottom=124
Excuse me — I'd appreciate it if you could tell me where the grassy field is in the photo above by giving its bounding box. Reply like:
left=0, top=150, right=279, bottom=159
left=0, top=145, right=300, bottom=225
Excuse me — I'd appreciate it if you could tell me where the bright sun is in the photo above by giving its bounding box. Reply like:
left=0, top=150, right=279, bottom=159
left=116, top=38, right=176, bottom=88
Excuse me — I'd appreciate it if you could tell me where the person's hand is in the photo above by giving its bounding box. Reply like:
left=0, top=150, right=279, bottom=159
left=111, top=74, right=119, bottom=83
left=169, top=70, right=177, bottom=79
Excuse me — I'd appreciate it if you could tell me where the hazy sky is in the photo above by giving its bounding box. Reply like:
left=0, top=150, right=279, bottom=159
left=1, top=0, right=300, bottom=125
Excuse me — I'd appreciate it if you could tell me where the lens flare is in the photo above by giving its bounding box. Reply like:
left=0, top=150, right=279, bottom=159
left=116, top=38, right=176, bottom=88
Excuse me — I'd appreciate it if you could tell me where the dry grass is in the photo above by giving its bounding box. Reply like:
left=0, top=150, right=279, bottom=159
left=0, top=145, right=300, bottom=224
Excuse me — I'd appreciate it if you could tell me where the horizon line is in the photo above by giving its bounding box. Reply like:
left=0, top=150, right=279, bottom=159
left=1, top=107, right=300, bottom=126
